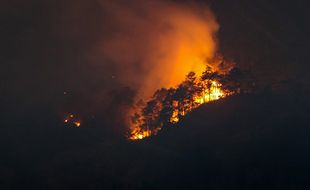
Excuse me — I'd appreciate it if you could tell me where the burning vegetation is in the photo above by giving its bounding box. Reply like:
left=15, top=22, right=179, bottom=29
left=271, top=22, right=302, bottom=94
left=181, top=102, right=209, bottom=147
left=64, top=114, right=82, bottom=128
left=129, top=56, right=255, bottom=140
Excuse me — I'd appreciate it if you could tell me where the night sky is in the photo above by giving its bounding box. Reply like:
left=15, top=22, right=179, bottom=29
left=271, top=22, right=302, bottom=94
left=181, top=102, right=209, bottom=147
left=1, top=0, right=309, bottom=116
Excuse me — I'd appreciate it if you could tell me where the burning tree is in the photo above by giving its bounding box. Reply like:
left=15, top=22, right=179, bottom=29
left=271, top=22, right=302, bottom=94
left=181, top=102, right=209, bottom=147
left=129, top=63, right=254, bottom=140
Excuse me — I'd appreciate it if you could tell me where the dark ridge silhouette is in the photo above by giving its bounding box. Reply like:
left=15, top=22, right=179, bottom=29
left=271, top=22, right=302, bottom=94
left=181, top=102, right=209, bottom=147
left=1, top=0, right=310, bottom=189
left=2, top=92, right=310, bottom=190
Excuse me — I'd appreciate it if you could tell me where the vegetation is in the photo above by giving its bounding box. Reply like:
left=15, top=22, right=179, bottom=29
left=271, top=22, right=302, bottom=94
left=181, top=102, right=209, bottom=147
left=130, top=65, right=256, bottom=140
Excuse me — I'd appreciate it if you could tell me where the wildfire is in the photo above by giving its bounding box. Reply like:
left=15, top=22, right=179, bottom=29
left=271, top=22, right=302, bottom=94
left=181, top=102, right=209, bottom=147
left=193, top=81, right=225, bottom=104
left=129, top=129, right=152, bottom=140
left=128, top=63, right=241, bottom=140
left=169, top=80, right=226, bottom=124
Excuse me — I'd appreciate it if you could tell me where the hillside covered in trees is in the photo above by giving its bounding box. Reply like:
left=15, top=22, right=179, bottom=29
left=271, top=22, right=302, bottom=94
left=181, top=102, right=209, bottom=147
left=2, top=92, right=310, bottom=190
left=129, top=61, right=256, bottom=140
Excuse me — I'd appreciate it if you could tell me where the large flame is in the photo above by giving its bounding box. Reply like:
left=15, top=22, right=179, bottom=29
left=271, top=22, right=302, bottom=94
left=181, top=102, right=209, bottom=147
left=95, top=1, right=233, bottom=140
left=96, top=0, right=219, bottom=100
left=169, top=80, right=226, bottom=124
left=129, top=64, right=234, bottom=140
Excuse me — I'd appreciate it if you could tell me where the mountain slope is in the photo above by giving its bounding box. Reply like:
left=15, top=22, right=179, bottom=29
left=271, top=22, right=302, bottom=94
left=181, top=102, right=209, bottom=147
left=2, top=93, right=310, bottom=190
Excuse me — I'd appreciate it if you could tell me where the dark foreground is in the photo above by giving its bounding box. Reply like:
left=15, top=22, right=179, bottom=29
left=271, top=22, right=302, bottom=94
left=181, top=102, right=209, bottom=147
left=1, top=93, right=310, bottom=190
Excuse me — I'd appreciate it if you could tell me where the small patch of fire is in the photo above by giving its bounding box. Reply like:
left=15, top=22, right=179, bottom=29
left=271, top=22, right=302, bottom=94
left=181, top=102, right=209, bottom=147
left=64, top=114, right=82, bottom=128
left=129, top=65, right=246, bottom=140
left=129, top=129, right=152, bottom=140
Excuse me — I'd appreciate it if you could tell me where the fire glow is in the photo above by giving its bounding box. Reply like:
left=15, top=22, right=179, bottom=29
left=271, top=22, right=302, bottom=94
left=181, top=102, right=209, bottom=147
left=93, top=1, right=251, bottom=140
left=129, top=61, right=238, bottom=140
left=170, top=80, right=226, bottom=124
left=64, top=114, right=81, bottom=128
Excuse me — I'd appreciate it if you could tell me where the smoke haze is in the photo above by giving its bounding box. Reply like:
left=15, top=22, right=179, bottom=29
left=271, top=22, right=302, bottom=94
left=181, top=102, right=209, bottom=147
left=93, top=0, right=219, bottom=99
left=3, top=0, right=308, bottom=131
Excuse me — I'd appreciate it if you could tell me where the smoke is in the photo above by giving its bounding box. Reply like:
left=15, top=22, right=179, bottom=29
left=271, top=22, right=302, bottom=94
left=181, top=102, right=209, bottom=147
left=0, top=0, right=219, bottom=133
left=92, top=0, right=219, bottom=100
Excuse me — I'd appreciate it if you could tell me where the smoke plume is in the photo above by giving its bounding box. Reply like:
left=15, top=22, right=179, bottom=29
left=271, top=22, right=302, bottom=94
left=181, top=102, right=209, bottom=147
left=93, top=0, right=219, bottom=100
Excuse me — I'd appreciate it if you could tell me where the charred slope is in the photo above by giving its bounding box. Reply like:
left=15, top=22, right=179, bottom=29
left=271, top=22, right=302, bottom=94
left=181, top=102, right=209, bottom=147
left=2, top=93, right=310, bottom=190
left=141, top=93, right=310, bottom=189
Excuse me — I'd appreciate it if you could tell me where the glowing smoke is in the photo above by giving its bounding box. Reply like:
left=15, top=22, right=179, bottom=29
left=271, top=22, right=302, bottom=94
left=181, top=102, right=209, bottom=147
left=94, top=0, right=219, bottom=99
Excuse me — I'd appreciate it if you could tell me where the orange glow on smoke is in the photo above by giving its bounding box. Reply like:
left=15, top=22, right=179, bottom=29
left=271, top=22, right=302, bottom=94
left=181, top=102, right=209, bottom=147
left=98, top=1, right=219, bottom=100
left=100, top=1, right=229, bottom=140
left=139, top=13, right=218, bottom=99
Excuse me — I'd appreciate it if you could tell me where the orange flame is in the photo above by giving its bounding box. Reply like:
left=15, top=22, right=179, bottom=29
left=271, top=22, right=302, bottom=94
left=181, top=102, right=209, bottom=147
left=169, top=80, right=227, bottom=125
left=64, top=114, right=82, bottom=128
left=129, top=129, right=152, bottom=140
left=129, top=65, right=233, bottom=140
left=74, top=121, right=81, bottom=127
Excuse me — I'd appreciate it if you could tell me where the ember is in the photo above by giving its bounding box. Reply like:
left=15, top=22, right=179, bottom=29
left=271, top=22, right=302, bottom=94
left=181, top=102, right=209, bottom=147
left=63, top=114, right=82, bottom=128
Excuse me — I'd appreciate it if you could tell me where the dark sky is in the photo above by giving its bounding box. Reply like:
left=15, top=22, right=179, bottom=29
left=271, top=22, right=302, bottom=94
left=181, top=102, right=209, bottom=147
left=1, top=2, right=309, bottom=189
left=1, top=0, right=309, bottom=122
left=209, top=0, right=310, bottom=83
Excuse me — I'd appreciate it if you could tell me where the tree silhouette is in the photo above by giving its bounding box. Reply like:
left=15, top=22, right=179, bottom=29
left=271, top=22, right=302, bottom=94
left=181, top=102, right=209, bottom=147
left=221, top=67, right=243, bottom=93
left=131, top=65, right=255, bottom=137
left=200, top=66, right=222, bottom=102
